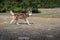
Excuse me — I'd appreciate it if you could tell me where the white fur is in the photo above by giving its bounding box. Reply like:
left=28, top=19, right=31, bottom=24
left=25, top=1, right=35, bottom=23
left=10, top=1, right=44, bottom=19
left=25, top=19, right=30, bottom=25
left=29, top=13, right=32, bottom=16
left=10, top=16, right=15, bottom=24
left=10, top=11, right=14, bottom=15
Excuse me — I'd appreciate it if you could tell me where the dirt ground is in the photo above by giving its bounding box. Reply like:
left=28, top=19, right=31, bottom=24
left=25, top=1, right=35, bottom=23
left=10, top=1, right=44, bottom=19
left=0, top=16, right=60, bottom=40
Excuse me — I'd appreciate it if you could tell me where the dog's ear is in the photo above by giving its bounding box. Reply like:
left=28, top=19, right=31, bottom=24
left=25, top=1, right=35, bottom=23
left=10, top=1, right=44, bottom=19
left=28, top=11, right=32, bottom=13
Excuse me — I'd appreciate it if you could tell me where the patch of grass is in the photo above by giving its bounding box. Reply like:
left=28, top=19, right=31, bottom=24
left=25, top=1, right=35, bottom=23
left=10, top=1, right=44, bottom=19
left=0, top=13, right=10, bottom=16
left=51, top=14, right=60, bottom=18
left=0, top=13, right=60, bottom=18
left=32, top=13, right=60, bottom=18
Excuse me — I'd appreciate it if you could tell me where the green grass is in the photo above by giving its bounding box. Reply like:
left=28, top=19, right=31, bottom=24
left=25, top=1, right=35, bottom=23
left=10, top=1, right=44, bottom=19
left=0, top=13, right=11, bottom=16
left=0, top=13, right=60, bottom=18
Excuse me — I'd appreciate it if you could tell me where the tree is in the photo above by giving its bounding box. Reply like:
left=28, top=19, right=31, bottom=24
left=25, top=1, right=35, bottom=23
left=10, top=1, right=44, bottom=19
left=0, top=0, right=60, bottom=12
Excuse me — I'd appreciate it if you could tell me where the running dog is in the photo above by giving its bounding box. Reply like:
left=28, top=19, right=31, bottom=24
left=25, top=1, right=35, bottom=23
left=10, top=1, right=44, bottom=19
left=9, top=10, right=32, bottom=25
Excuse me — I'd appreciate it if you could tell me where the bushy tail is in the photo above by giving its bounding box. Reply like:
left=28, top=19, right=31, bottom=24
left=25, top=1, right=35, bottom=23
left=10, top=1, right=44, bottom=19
left=10, top=10, right=14, bottom=15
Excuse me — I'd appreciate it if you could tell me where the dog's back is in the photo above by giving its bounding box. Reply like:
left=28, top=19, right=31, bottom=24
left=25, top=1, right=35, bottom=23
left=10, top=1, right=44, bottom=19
left=13, top=13, right=29, bottom=20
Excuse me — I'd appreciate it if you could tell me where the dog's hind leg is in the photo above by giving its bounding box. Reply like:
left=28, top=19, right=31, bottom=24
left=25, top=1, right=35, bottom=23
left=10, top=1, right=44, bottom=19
left=10, top=16, right=15, bottom=24
left=10, top=19, right=15, bottom=24
left=15, top=20, right=19, bottom=25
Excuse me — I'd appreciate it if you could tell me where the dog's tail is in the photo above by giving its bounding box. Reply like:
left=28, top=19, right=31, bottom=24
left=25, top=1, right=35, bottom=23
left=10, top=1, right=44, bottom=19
left=10, top=10, right=14, bottom=15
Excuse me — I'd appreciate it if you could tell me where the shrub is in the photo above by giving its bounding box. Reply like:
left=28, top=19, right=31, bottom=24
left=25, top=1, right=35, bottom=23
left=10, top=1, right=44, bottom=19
left=32, top=9, right=41, bottom=13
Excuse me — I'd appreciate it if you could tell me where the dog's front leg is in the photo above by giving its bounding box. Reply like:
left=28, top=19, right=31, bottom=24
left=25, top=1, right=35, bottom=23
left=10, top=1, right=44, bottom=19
left=25, top=19, right=30, bottom=25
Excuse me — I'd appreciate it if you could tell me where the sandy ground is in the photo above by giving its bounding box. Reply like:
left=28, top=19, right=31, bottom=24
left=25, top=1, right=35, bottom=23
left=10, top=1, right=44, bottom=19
left=0, top=16, right=60, bottom=40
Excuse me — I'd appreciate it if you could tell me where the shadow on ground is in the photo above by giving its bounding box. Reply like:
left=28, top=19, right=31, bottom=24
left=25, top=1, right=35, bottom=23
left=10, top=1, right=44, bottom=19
left=0, top=23, right=60, bottom=40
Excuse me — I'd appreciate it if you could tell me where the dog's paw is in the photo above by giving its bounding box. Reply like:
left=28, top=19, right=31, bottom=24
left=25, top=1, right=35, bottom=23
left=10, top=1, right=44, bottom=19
left=16, top=23, right=20, bottom=25
left=28, top=24, right=31, bottom=25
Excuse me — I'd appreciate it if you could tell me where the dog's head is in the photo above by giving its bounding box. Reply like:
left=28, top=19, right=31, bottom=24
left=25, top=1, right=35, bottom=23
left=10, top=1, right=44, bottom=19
left=27, top=11, right=32, bottom=16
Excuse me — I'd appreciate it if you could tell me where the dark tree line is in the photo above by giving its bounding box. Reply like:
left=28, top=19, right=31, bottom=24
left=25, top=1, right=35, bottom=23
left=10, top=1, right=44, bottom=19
left=0, top=0, right=60, bottom=12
